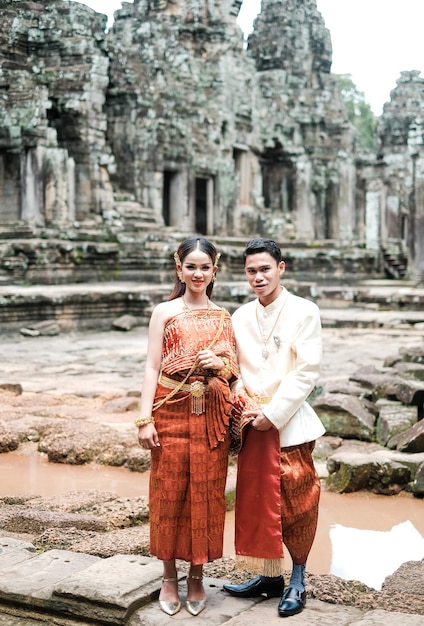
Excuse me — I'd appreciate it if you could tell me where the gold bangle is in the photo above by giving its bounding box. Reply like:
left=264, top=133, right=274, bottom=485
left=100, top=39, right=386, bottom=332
left=216, top=357, right=231, bottom=378
left=135, top=416, right=155, bottom=428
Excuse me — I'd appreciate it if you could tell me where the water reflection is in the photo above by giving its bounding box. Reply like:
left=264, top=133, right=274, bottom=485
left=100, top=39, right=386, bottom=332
left=0, top=451, right=423, bottom=576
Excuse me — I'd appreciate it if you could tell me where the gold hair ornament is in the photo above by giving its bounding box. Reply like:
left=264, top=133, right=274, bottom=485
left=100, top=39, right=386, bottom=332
left=211, top=252, right=221, bottom=283
left=174, top=251, right=185, bottom=283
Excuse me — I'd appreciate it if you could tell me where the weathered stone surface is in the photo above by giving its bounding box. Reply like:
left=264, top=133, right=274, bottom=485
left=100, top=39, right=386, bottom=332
left=36, top=525, right=150, bottom=559
left=54, top=554, right=163, bottom=620
left=0, top=491, right=149, bottom=536
left=391, top=361, right=424, bottom=380
left=38, top=421, right=143, bottom=467
left=0, top=384, right=22, bottom=395
left=322, top=380, right=371, bottom=398
left=313, top=435, right=343, bottom=459
left=399, top=345, right=424, bottom=364
left=0, top=284, right=154, bottom=331
left=0, top=420, right=20, bottom=452
left=376, top=402, right=417, bottom=446
left=0, top=508, right=108, bottom=535
left=0, top=537, right=37, bottom=569
left=385, top=379, right=424, bottom=406
left=411, top=462, right=424, bottom=496
left=20, top=320, right=61, bottom=337
left=349, top=611, right=424, bottom=625
left=0, top=548, right=99, bottom=599
left=112, top=314, right=140, bottom=331
left=102, top=396, right=139, bottom=413
left=388, top=419, right=424, bottom=453
left=326, top=448, right=424, bottom=494
left=313, top=393, right=376, bottom=441
left=349, top=366, right=405, bottom=401
left=382, top=558, right=424, bottom=597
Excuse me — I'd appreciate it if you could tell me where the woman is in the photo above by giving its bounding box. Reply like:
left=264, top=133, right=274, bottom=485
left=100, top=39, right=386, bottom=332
left=137, top=236, right=238, bottom=616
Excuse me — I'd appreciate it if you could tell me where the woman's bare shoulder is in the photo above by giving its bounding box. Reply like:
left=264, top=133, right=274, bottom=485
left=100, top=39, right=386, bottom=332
left=151, top=298, right=184, bottom=324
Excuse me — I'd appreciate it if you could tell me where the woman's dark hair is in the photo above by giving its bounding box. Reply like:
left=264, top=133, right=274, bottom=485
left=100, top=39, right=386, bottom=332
left=243, top=238, right=282, bottom=265
left=168, top=237, right=219, bottom=301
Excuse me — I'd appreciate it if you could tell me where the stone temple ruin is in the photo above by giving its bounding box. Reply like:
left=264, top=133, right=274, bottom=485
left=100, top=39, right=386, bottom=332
left=0, top=0, right=423, bottom=287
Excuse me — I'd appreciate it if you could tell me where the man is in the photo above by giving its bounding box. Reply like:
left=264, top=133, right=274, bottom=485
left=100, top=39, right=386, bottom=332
left=224, top=238, right=325, bottom=618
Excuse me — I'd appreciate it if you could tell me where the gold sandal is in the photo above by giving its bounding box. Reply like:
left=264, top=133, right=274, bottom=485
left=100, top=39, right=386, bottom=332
left=159, top=577, right=181, bottom=616
left=186, top=575, right=206, bottom=616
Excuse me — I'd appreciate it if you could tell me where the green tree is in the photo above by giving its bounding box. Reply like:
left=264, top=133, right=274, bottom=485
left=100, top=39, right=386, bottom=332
left=335, top=73, right=376, bottom=151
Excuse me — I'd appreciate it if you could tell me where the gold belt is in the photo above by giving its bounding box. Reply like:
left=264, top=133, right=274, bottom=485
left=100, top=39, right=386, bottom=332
left=249, top=392, right=272, bottom=405
left=160, top=374, right=207, bottom=415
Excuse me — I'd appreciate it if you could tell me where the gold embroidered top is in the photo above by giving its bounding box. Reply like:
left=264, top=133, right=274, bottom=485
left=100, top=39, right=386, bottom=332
left=161, top=308, right=238, bottom=378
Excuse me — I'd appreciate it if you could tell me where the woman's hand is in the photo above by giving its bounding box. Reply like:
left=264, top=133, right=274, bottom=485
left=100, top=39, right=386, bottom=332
left=138, top=423, right=160, bottom=449
left=196, top=349, right=224, bottom=371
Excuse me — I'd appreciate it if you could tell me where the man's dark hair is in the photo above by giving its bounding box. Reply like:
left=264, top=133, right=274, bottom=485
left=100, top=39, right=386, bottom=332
left=243, top=238, right=282, bottom=265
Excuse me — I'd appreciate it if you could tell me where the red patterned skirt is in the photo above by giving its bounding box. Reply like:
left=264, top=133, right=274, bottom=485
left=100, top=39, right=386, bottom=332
left=149, top=379, right=231, bottom=564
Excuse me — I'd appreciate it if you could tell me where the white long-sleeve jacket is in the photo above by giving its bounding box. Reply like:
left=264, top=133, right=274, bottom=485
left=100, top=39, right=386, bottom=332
left=232, top=288, right=325, bottom=448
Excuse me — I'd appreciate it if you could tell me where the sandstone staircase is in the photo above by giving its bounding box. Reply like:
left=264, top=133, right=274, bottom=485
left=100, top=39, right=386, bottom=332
left=112, top=197, right=163, bottom=235
left=381, top=245, right=408, bottom=279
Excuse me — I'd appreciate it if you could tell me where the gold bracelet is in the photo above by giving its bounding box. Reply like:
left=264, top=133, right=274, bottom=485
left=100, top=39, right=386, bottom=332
left=135, top=416, right=155, bottom=428
left=216, top=357, right=231, bottom=378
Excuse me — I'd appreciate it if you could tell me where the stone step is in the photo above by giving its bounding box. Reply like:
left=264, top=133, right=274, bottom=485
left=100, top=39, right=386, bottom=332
left=0, top=281, right=423, bottom=335
left=0, top=224, right=35, bottom=239
left=0, top=538, right=423, bottom=626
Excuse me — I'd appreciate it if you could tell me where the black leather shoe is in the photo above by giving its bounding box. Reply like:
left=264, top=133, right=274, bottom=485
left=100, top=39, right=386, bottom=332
left=223, top=575, right=284, bottom=599
left=278, top=586, right=306, bottom=617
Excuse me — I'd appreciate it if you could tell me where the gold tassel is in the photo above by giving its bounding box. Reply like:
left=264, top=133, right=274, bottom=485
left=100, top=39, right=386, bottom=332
left=190, top=380, right=206, bottom=415
left=235, top=556, right=283, bottom=577
left=191, top=393, right=205, bottom=415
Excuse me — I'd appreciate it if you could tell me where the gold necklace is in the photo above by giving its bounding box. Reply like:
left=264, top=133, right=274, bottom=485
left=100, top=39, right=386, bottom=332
left=182, top=297, right=212, bottom=320
left=256, top=300, right=286, bottom=359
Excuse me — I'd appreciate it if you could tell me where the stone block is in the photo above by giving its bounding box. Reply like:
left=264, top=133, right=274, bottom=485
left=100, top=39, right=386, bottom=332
left=376, top=403, right=417, bottom=446
left=0, top=548, right=99, bottom=601
left=54, top=554, right=163, bottom=624
left=0, top=537, right=36, bottom=570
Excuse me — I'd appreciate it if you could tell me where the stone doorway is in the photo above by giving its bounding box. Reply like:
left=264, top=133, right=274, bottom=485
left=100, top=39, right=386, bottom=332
left=261, top=151, right=295, bottom=213
left=163, top=169, right=185, bottom=228
left=195, top=175, right=214, bottom=235
left=0, top=151, right=21, bottom=222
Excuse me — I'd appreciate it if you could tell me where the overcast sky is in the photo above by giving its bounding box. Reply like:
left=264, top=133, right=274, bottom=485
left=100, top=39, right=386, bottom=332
left=78, top=0, right=424, bottom=115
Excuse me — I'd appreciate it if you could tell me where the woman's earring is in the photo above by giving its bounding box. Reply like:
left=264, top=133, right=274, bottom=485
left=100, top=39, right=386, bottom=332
left=211, top=274, right=216, bottom=283
left=177, top=270, right=185, bottom=283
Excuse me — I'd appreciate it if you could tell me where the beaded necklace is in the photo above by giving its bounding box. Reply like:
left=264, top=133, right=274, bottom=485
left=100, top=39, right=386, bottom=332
left=182, top=296, right=212, bottom=319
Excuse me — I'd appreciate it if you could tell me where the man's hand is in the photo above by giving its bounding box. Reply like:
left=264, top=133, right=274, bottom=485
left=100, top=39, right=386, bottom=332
left=243, top=410, right=274, bottom=431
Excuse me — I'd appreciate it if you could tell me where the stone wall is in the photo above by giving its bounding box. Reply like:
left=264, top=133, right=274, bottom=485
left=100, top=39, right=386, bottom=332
left=0, top=0, right=114, bottom=228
